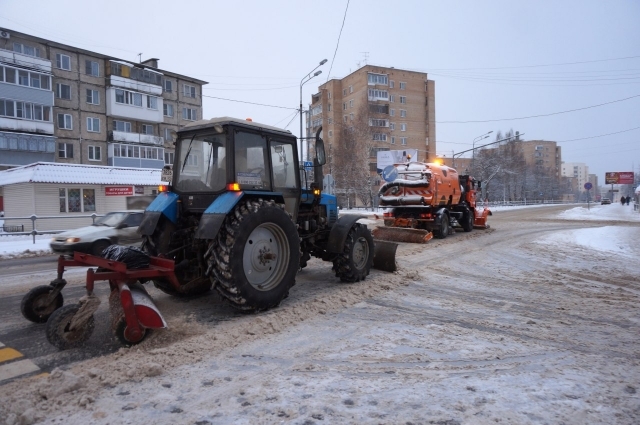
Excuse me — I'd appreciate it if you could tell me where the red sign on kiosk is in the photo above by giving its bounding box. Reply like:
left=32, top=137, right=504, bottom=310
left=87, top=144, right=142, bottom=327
left=105, top=186, right=134, bottom=196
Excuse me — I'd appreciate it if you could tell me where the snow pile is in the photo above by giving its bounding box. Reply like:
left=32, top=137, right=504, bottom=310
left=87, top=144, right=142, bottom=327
left=558, top=202, right=640, bottom=222
left=535, top=226, right=638, bottom=258
left=0, top=234, right=52, bottom=259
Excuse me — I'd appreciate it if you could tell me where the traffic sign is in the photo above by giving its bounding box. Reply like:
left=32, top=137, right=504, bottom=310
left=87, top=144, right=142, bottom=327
left=382, top=165, right=398, bottom=182
left=303, top=161, right=313, bottom=170
left=584, top=182, right=592, bottom=190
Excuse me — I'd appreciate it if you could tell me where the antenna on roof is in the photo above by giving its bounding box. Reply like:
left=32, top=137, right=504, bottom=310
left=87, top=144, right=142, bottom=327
left=138, top=53, right=142, bottom=63
left=361, top=52, right=369, bottom=65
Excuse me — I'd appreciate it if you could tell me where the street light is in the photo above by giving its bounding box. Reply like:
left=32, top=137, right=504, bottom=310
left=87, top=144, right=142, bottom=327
left=471, top=131, right=493, bottom=173
left=299, top=59, right=328, bottom=161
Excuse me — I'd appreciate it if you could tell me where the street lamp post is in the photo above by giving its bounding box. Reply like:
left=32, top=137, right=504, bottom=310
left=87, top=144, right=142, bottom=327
left=299, top=59, right=328, bottom=161
left=471, top=131, right=493, bottom=173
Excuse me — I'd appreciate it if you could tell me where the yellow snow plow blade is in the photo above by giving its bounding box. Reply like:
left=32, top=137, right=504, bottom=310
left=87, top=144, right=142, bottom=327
left=372, top=227, right=434, bottom=244
left=372, top=240, right=398, bottom=272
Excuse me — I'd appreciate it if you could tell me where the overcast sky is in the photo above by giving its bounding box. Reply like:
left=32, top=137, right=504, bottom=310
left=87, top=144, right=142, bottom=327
left=2, top=0, right=638, bottom=183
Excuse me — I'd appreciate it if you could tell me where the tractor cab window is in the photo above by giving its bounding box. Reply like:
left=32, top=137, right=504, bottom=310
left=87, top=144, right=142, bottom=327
left=270, top=142, right=296, bottom=188
left=234, top=131, right=270, bottom=189
left=175, top=133, right=227, bottom=192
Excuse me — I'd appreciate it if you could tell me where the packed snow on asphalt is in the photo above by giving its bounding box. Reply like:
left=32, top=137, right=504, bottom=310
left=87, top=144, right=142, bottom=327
left=0, top=203, right=639, bottom=425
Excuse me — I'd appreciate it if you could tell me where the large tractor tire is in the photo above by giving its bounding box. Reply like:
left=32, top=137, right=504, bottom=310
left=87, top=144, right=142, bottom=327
left=142, top=218, right=212, bottom=297
left=46, top=304, right=95, bottom=350
left=207, top=199, right=299, bottom=312
left=333, top=223, right=374, bottom=283
left=21, top=285, right=64, bottom=323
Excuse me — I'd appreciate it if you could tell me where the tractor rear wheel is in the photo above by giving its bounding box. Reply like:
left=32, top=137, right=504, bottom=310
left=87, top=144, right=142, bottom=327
left=333, top=223, right=374, bottom=283
left=208, top=199, right=299, bottom=312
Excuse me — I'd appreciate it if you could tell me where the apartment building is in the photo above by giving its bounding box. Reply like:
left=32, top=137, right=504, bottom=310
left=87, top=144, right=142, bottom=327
left=0, top=28, right=207, bottom=171
left=561, top=161, right=589, bottom=192
left=308, top=65, right=436, bottom=175
left=520, top=140, right=562, bottom=179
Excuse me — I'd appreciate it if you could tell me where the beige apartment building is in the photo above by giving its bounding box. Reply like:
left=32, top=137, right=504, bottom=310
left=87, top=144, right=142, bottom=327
left=0, top=28, right=207, bottom=171
left=307, top=65, right=435, bottom=187
left=520, top=140, right=562, bottom=179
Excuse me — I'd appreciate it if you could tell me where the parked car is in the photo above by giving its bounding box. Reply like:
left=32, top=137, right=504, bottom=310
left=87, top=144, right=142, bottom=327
left=601, top=198, right=611, bottom=205
left=50, top=210, right=144, bottom=256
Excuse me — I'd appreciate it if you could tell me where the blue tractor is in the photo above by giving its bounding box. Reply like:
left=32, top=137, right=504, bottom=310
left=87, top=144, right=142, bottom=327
left=139, top=117, right=381, bottom=312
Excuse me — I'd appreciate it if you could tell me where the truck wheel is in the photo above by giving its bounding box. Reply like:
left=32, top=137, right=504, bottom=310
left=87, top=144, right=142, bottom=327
left=46, top=304, right=95, bottom=350
left=462, top=209, right=474, bottom=232
left=21, top=285, right=64, bottom=323
left=143, top=219, right=211, bottom=297
left=333, top=223, right=374, bottom=283
left=435, top=213, right=449, bottom=239
left=208, top=199, right=299, bottom=312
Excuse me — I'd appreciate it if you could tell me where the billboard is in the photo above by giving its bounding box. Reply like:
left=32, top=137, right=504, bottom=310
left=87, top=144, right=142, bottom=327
left=105, top=186, right=134, bottom=196
left=605, top=172, right=634, bottom=185
left=376, top=149, right=418, bottom=173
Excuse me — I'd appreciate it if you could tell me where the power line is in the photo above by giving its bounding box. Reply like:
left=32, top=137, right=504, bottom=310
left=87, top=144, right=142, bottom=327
left=427, top=55, right=640, bottom=71
left=200, top=94, right=297, bottom=110
left=555, top=126, right=640, bottom=143
left=326, top=0, right=350, bottom=82
left=437, top=94, right=640, bottom=124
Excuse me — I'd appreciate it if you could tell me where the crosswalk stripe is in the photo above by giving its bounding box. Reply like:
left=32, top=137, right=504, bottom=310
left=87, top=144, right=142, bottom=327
left=0, top=359, right=41, bottom=384
left=0, top=348, right=22, bottom=363
left=0, top=342, right=5, bottom=348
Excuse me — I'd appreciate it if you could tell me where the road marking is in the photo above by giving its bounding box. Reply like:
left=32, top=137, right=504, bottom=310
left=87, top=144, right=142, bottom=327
left=0, top=359, right=40, bottom=384
left=0, top=342, right=4, bottom=348
left=0, top=348, right=23, bottom=363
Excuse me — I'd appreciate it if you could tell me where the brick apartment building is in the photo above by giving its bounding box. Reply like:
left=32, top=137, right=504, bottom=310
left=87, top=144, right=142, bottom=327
left=306, top=65, right=435, bottom=202
left=0, top=27, right=207, bottom=171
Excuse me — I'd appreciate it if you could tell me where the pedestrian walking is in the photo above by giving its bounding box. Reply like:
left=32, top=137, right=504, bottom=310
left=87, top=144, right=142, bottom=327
left=621, top=197, right=626, bottom=206
left=626, top=195, right=631, bottom=205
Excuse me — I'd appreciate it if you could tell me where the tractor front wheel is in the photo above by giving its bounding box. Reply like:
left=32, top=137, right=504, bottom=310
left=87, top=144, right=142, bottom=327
left=21, top=285, right=64, bottom=323
left=333, top=223, right=374, bottom=283
left=46, top=304, right=94, bottom=350
left=208, top=199, right=299, bottom=312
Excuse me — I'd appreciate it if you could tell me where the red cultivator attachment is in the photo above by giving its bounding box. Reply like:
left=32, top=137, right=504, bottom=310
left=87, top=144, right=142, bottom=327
left=21, top=252, right=172, bottom=349
left=473, top=208, right=492, bottom=229
left=372, top=226, right=433, bottom=244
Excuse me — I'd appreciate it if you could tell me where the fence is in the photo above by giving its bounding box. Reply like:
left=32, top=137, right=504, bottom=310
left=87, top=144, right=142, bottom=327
left=0, top=213, right=103, bottom=244
left=343, top=199, right=580, bottom=212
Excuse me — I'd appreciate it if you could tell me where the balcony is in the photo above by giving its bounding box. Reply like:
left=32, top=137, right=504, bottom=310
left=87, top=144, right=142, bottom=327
left=109, top=131, right=164, bottom=146
left=0, top=48, right=52, bottom=73
left=0, top=117, right=54, bottom=135
left=106, top=87, right=163, bottom=123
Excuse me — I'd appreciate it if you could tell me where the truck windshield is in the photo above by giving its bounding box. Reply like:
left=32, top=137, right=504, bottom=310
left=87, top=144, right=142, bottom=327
left=175, top=134, right=227, bottom=192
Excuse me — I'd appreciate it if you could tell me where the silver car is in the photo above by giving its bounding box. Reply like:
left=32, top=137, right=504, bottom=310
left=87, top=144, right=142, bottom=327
left=50, top=210, right=144, bottom=256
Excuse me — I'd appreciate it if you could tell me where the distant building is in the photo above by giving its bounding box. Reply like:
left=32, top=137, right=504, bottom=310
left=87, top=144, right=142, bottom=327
left=561, top=162, right=589, bottom=193
left=0, top=28, right=207, bottom=172
left=520, top=140, right=561, bottom=179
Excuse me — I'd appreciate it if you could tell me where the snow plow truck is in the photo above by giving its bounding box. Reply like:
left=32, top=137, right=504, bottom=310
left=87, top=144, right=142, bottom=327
left=373, top=160, right=491, bottom=243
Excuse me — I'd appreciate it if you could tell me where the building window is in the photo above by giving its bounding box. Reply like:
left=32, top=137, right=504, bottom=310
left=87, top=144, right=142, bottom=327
left=56, top=54, right=71, bottom=71
left=328, top=130, right=333, bottom=137
left=147, top=96, right=158, bottom=110
left=368, top=89, right=389, bottom=101
left=400, top=96, right=407, bottom=104
left=391, top=137, right=395, bottom=145
left=343, top=89, right=347, bottom=96
left=390, top=95, right=395, bottom=103
left=390, top=109, right=395, bottom=117
left=163, top=103, right=174, bottom=117
left=349, top=99, right=354, bottom=108
left=114, top=120, right=132, bottom=132
left=115, top=89, right=142, bottom=107
left=400, top=109, right=407, bottom=118
left=328, top=91, right=331, bottom=99
left=182, top=108, right=197, bottom=121
left=343, top=115, right=348, bottom=123
left=164, top=128, right=174, bottom=141
left=343, top=103, right=347, bottom=110
left=142, top=124, right=154, bottom=135
left=367, top=73, right=388, bottom=85
left=87, top=117, right=100, bottom=133
left=183, top=84, right=196, bottom=98
left=58, top=142, right=73, bottom=158
left=400, top=123, right=407, bottom=132
left=112, top=144, right=163, bottom=160
left=349, top=113, right=354, bottom=121
left=401, top=137, right=407, bottom=145
left=88, top=145, right=101, bottom=161
left=13, top=43, right=41, bottom=58
left=58, top=188, right=95, bottom=212
left=390, top=122, right=395, bottom=130
left=327, top=103, right=331, bottom=112
left=0, top=66, right=50, bottom=89
left=0, top=99, right=51, bottom=122
left=389, top=80, right=395, bottom=89
left=164, top=80, right=172, bottom=92
left=57, top=114, right=72, bottom=130
left=85, top=60, right=99, bottom=76
left=164, top=151, right=174, bottom=165
left=328, top=118, right=333, bottom=124
left=369, top=119, right=388, bottom=127
left=400, top=82, right=406, bottom=90
left=349, top=85, right=353, bottom=93
left=373, top=133, right=387, bottom=141
left=86, top=89, right=100, bottom=105
left=56, top=83, right=71, bottom=100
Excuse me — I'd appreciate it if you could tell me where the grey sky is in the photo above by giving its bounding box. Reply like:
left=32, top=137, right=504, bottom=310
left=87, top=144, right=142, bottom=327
left=2, top=0, right=638, bottom=182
